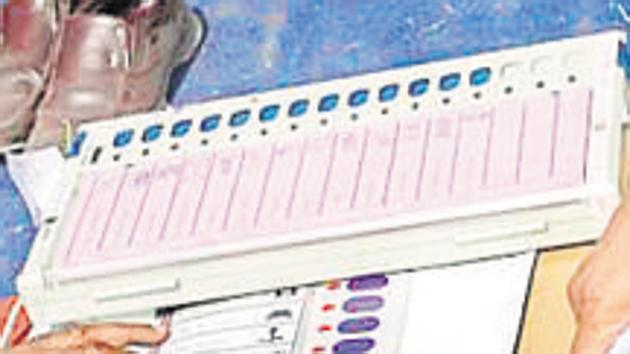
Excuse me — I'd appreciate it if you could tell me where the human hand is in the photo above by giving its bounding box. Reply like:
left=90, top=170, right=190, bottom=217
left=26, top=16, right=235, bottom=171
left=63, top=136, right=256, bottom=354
left=569, top=205, right=630, bottom=354
left=8, top=322, right=169, bottom=354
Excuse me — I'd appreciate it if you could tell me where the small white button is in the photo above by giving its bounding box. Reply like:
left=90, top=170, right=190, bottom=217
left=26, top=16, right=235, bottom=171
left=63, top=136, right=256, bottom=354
left=501, top=63, right=522, bottom=79
left=532, top=57, right=556, bottom=75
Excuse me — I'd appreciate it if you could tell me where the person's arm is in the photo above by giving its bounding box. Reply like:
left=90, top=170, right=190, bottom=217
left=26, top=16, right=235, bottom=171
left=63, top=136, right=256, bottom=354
left=7, top=323, right=168, bottom=354
left=569, top=205, right=630, bottom=354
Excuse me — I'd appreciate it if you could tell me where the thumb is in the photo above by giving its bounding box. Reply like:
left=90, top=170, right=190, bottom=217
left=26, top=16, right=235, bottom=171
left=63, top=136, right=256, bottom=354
left=83, top=323, right=170, bottom=348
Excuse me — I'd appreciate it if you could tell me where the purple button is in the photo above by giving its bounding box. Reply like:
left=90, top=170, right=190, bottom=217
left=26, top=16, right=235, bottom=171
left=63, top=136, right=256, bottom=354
left=338, top=317, right=380, bottom=334
left=347, top=275, right=389, bottom=292
left=333, top=338, right=376, bottom=353
left=343, top=296, right=385, bottom=313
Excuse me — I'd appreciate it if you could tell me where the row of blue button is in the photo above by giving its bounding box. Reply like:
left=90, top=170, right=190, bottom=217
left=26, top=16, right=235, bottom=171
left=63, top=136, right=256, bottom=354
left=112, top=115, right=222, bottom=148
left=110, top=67, right=491, bottom=148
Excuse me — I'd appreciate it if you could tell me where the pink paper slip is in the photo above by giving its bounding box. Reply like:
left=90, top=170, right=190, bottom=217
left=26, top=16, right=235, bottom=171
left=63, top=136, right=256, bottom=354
left=56, top=172, right=97, bottom=265
left=224, top=145, right=273, bottom=241
left=290, top=134, right=335, bottom=221
left=386, top=118, right=429, bottom=210
left=452, top=110, right=492, bottom=198
left=129, top=160, right=182, bottom=248
left=353, top=122, right=399, bottom=211
left=322, top=129, right=367, bottom=217
left=55, top=90, right=593, bottom=268
left=68, top=167, right=126, bottom=265
left=99, top=163, right=155, bottom=253
left=553, top=88, right=592, bottom=186
left=519, top=94, right=557, bottom=187
left=161, top=155, right=215, bottom=243
left=486, top=99, right=522, bottom=189
left=418, top=115, right=458, bottom=206
left=257, top=140, right=305, bottom=229
left=193, top=148, right=244, bottom=242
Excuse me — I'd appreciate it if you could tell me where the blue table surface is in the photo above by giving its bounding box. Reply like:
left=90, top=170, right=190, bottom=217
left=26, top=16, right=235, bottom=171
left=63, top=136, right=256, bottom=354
left=1, top=0, right=629, bottom=297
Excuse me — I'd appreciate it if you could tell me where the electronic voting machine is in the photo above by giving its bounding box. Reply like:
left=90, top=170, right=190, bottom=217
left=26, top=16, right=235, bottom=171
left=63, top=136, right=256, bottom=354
left=16, top=30, right=629, bottom=340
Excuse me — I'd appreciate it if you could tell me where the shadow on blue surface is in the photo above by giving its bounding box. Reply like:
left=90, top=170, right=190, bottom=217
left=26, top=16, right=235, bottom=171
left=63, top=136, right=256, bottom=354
left=174, top=0, right=629, bottom=105
left=0, top=165, right=35, bottom=297
left=1, top=0, right=630, bottom=297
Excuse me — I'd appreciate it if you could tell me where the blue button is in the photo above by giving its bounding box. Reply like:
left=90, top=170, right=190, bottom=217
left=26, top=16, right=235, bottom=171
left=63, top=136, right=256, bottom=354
left=379, top=84, right=399, bottom=102
left=319, top=94, right=339, bottom=112
left=343, top=296, right=385, bottom=314
left=338, top=317, right=380, bottom=334
left=113, top=129, right=134, bottom=148
left=440, top=73, right=461, bottom=91
left=171, top=120, right=192, bottom=138
left=67, top=131, right=87, bottom=157
left=349, top=89, right=369, bottom=107
left=409, top=79, right=430, bottom=96
left=201, top=115, right=221, bottom=132
left=260, top=105, right=280, bottom=122
left=348, top=275, right=389, bottom=292
left=333, top=338, right=375, bottom=353
left=142, top=124, right=163, bottom=143
left=619, top=41, right=630, bottom=80
left=230, top=110, right=251, bottom=127
left=470, top=67, right=492, bottom=86
left=289, top=99, right=309, bottom=117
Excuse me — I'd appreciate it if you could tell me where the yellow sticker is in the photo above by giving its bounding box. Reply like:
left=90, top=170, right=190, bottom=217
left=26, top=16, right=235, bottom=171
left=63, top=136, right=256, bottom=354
left=60, top=120, right=73, bottom=155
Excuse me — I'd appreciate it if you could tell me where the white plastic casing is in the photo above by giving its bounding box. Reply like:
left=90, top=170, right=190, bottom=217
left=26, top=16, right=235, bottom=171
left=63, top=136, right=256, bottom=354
left=18, top=30, right=627, bottom=327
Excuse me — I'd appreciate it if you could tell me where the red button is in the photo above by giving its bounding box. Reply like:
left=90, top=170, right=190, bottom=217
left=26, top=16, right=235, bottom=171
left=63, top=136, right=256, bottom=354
left=318, top=324, right=333, bottom=333
left=322, top=303, right=336, bottom=312
left=326, top=280, right=341, bottom=290
left=312, top=346, right=326, bottom=354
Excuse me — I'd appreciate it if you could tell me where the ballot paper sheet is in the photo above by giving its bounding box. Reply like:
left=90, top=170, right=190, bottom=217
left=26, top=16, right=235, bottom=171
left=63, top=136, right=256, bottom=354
left=158, top=252, right=535, bottom=354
